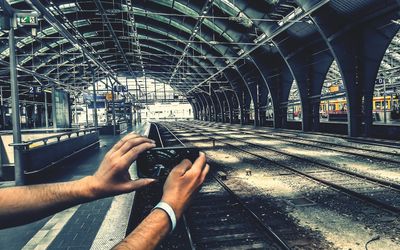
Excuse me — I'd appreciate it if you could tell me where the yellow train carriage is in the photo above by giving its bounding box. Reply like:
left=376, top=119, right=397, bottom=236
left=319, top=95, right=400, bottom=121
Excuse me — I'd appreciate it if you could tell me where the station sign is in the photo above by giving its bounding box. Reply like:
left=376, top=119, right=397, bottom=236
left=113, top=85, right=128, bottom=93
left=83, top=93, right=107, bottom=103
left=329, top=85, right=340, bottom=93
left=18, top=16, right=38, bottom=26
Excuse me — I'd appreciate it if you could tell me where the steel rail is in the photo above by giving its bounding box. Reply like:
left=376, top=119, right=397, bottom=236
left=171, top=122, right=400, bottom=214
left=205, top=123, right=400, bottom=164
left=158, top=122, right=289, bottom=250
left=156, top=123, right=186, bottom=147
left=152, top=123, right=164, bottom=148
left=254, top=125, right=400, bottom=150
left=159, top=122, right=291, bottom=249
left=192, top=122, right=400, bottom=191
left=212, top=174, right=291, bottom=250
left=151, top=122, right=195, bottom=250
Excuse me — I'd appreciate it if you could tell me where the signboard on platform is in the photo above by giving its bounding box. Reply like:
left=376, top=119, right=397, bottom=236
left=54, top=90, right=71, bottom=128
left=85, top=95, right=106, bottom=109
left=83, top=94, right=106, bottom=102
left=329, top=85, right=340, bottom=93
left=112, top=85, right=128, bottom=93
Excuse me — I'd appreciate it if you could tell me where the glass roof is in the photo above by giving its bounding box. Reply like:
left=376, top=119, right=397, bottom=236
left=1, top=0, right=397, bottom=104
left=122, top=4, right=235, bottom=43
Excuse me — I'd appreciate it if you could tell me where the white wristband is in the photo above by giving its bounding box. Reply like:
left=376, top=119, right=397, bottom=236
left=153, top=202, right=177, bottom=232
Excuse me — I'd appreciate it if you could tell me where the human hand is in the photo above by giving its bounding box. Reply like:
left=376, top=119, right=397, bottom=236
left=86, top=133, right=157, bottom=199
left=161, top=152, right=210, bottom=219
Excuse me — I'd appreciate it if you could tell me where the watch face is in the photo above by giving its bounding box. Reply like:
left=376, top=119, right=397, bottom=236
left=137, top=147, right=200, bottom=180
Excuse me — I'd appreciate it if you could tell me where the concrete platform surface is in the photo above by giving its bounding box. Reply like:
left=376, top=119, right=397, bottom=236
left=0, top=124, right=149, bottom=250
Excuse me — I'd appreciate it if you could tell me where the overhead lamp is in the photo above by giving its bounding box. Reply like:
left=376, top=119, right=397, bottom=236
left=209, top=41, right=218, bottom=45
left=254, top=33, right=267, bottom=43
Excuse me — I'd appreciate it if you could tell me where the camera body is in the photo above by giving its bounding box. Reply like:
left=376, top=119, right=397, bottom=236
left=137, top=147, right=200, bottom=180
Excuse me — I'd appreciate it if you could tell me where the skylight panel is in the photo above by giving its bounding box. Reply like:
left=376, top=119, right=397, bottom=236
left=38, top=47, right=50, bottom=53
left=98, top=48, right=110, bottom=53
left=49, top=42, right=59, bottom=48
left=50, top=54, right=60, bottom=61
left=21, top=36, right=34, bottom=45
left=173, top=2, right=199, bottom=17
left=73, top=19, right=91, bottom=28
left=16, top=42, right=24, bottom=48
left=215, top=0, right=241, bottom=16
left=20, top=56, right=32, bottom=65
left=7, top=0, right=25, bottom=4
left=57, top=39, right=69, bottom=45
left=83, top=31, right=97, bottom=38
left=102, top=55, right=113, bottom=59
left=42, top=27, right=58, bottom=36
left=59, top=3, right=81, bottom=14
left=91, top=41, right=103, bottom=46
left=1, top=48, right=10, bottom=57
left=170, top=20, right=192, bottom=34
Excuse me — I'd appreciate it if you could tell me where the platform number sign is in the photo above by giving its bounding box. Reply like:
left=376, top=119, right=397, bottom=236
left=376, top=78, right=389, bottom=84
left=18, top=16, right=38, bottom=26
left=29, top=86, right=43, bottom=95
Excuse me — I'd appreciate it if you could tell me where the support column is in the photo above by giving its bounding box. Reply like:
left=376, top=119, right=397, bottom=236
left=0, top=86, right=3, bottom=179
left=111, top=81, right=116, bottom=136
left=311, top=3, right=399, bottom=137
left=85, top=103, right=89, bottom=127
left=44, top=91, right=49, bottom=128
left=92, top=72, right=98, bottom=128
left=74, top=94, right=78, bottom=126
left=9, top=15, right=24, bottom=185
left=52, top=86, right=57, bottom=129
left=1, top=86, right=5, bottom=129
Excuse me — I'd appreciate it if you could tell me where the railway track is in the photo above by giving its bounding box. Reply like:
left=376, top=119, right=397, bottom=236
left=197, top=122, right=400, bottom=165
left=152, top=122, right=291, bottom=250
left=165, top=122, right=400, bottom=215
left=195, top=120, right=400, bottom=148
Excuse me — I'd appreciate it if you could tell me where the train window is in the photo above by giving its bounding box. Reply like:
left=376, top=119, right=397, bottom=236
left=376, top=102, right=381, bottom=110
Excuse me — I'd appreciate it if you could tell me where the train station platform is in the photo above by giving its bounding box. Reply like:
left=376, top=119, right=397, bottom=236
left=0, top=124, right=149, bottom=250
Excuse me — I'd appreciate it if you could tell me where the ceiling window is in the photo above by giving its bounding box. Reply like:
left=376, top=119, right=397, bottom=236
left=73, top=19, right=91, bottom=28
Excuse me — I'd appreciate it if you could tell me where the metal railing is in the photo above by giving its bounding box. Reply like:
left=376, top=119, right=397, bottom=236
left=8, top=128, right=98, bottom=150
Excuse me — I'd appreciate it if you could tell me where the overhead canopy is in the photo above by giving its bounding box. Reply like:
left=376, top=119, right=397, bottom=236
left=0, top=0, right=398, bottom=106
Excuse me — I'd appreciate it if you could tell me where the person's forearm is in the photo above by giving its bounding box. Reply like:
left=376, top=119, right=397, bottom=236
left=114, top=210, right=171, bottom=250
left=0, top=176, right=96, bottom=229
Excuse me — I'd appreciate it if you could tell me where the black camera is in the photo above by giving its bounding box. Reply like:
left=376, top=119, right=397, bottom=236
left=136, top=147, right=200, bottom=180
